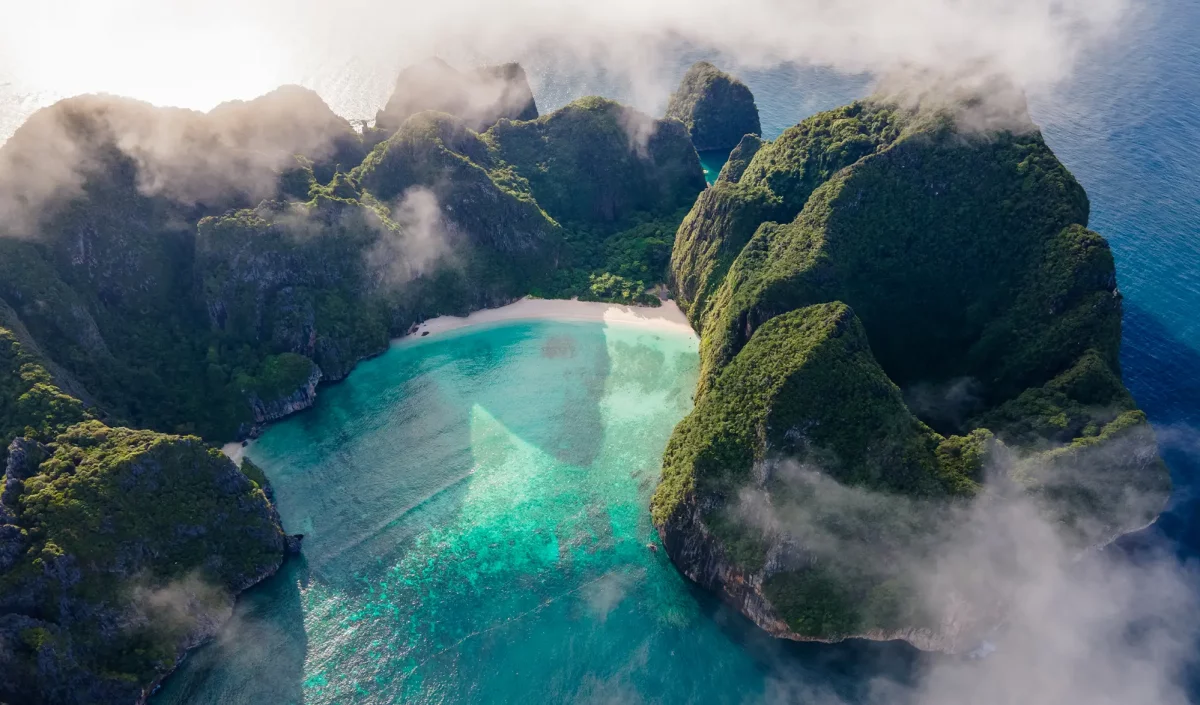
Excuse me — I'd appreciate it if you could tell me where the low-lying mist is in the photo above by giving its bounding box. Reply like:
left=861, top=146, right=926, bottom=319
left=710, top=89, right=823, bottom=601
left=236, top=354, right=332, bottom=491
left=739, top=430, right=1198, bottom=705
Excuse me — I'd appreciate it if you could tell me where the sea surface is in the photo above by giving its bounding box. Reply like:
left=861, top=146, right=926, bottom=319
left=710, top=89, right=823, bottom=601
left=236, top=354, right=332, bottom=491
left=153, top=321, right=922, bottom=704
left=140, top=0, right=1199, bottom=699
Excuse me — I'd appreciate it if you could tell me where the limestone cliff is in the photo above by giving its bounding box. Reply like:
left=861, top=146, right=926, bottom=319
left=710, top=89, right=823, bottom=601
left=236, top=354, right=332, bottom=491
left=0, top=423, right=289, bottom=705
left=0, top=75, right=707, bottom=700
left=374, top=58, right=538, bottom=135
left=666, top=61, right=761, bottom=153
left=652, top=97, right=1170, bottom=650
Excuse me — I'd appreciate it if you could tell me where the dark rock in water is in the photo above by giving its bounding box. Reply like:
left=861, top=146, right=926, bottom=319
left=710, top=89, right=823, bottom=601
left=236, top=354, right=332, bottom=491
left=666, top=61, right=761, bottom=152
left=286, top=534, right=305, bottom=555
left=374, top=58, right=538, bottom=134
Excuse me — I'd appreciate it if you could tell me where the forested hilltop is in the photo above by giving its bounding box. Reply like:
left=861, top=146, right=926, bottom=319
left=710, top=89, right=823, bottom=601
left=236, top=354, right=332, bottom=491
left=652, top=95, right=1170, bottom=649
left=0, top=63, right=704, bottom=704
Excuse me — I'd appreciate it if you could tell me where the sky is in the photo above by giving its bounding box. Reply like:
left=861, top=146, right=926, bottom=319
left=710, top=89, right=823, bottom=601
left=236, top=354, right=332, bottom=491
left=0, top=0, right=1135, bottom=141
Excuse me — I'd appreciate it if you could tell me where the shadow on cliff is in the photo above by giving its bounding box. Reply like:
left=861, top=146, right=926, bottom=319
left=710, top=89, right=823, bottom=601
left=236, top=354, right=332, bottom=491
left=151, top=557, right=310, bottom=705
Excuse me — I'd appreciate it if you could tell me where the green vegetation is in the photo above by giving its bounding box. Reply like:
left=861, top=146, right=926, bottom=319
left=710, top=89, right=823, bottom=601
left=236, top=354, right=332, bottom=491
left=373, top=58, right=539, bottom=134
left=486, top=96, right=705, bottom=225
left=530, top=209, right=687, bottom=305
left=653, top=97, right=1169, bottom=643
left=0, top=421, right=286, bottom=702
left=0, top=327, right=89, bottom=456
left=716, top=134, right=764, bottom=185
left=666, top=61, right=762, bottom=152
left=0, top=85, right=702, bottom=449
left=670, top=102, right=907, bottom=327
left=0, top=73, right=705, bottom=700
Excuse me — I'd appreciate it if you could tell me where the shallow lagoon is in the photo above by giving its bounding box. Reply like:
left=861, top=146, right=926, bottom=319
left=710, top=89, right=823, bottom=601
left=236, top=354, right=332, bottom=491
left=154, top=319, right=920, bottom=704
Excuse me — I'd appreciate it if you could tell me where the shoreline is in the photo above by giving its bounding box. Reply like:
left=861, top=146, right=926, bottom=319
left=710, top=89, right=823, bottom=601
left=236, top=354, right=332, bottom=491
left=221, top=297, right=696, bottom=462
left=397, top=297, right=696, bottom=342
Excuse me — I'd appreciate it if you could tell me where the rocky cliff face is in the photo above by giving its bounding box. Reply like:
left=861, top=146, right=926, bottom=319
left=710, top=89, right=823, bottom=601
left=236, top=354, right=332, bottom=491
left=243, top=362, right=322, bottom=437
left=652, top=97, right=1170, bottom=651
left=657, top=490, right=980, bottom=653
left=0, top=423, right=290, bottom=705
left=666, top=61, right=762, bottom=153
left=374, top=58, right=539, bottom=135
left=0, top=77, right=702, bottom=446
left=486, top=96, right=705, bottom=226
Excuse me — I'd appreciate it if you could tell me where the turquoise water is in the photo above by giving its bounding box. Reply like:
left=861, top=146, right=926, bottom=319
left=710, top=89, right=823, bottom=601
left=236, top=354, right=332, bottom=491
left=697, top=150, right=729, bottom=186
left=152, top=0, right=1200, bottom=697
left=153, top=320, right=918, bottom=704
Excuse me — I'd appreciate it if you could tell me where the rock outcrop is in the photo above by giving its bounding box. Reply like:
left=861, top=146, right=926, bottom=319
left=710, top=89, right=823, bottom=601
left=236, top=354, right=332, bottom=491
left=241, top=356, right=322, bottom=437
left=716, top=134, right=764, bottom=185
left=652, top=96, right=1170, bottom=650
left=487, top=96, right=706, bottom=226
left=666, top=61, right=761, bottom=153
left=0, top=81, right=701, bottom=444
left=0, top=422, right=290, bottom=705
left=374, top=58, right=538, bottom=135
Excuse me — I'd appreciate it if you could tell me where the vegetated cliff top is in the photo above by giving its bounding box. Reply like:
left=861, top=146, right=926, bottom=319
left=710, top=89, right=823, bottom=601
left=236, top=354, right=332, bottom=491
left=373, top=58, right=539, bottom=136
left=0, top=420, right=287, bottom=704
left=665, top=61, right=761, bottom=153
left=653, top=94, right=1170, bottom=650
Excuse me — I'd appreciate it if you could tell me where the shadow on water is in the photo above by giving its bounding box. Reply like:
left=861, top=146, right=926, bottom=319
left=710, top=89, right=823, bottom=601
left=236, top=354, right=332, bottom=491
left=684, top=580, right=927, bottom=703
left=1106, top=303, right=1200, bottom=699
left=268, top=321, right=613, bottom=580
left=151, top=557, right=311, bottom=705
left=155, top=321, right=618, bottom=702
left=1114, top=302, right=1200, bottom=556
left=156, top=303, right=1200, bottom=703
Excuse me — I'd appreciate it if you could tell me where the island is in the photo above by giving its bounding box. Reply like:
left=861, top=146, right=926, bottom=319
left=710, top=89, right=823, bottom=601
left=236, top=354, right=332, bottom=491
left=666, top=61, right=762, bottom=153
left=0, top=58, right=1170, bottom=702
left=652, top=96, right=1170, bottom=649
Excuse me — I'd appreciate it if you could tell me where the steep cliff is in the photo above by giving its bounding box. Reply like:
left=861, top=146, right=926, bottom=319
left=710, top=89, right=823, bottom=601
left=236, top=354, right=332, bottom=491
left=0, top=90, right=372, bottom=440
left=652, top=98, right=1170, bottom=649
left=665, top=61, right=762, bottom=153
left=486, top=96, right=705, bottom=226
left=373, top=58, right=539, bottom=135
left=0, top=70, right=711, bottom=702
left=0, top=422, right=288, bottom=705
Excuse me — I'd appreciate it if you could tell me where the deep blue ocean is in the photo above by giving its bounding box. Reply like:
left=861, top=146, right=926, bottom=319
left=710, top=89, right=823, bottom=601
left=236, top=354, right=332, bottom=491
left=151, top=0, right=1200, bottom=701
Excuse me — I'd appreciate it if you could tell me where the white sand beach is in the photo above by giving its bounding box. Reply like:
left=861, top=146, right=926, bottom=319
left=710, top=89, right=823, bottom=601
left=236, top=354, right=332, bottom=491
left=218, top=297, right=696, bottom=461
left=399, top=297, right=696, bottom=341
left=221, top=442, right=247, bottom=462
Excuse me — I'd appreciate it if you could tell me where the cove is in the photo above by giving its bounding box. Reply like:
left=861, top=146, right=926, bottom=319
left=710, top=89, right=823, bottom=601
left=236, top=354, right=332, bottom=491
left=152, top=318, right=922, bottom=704
left=698, top=150, right=730, bottom=185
